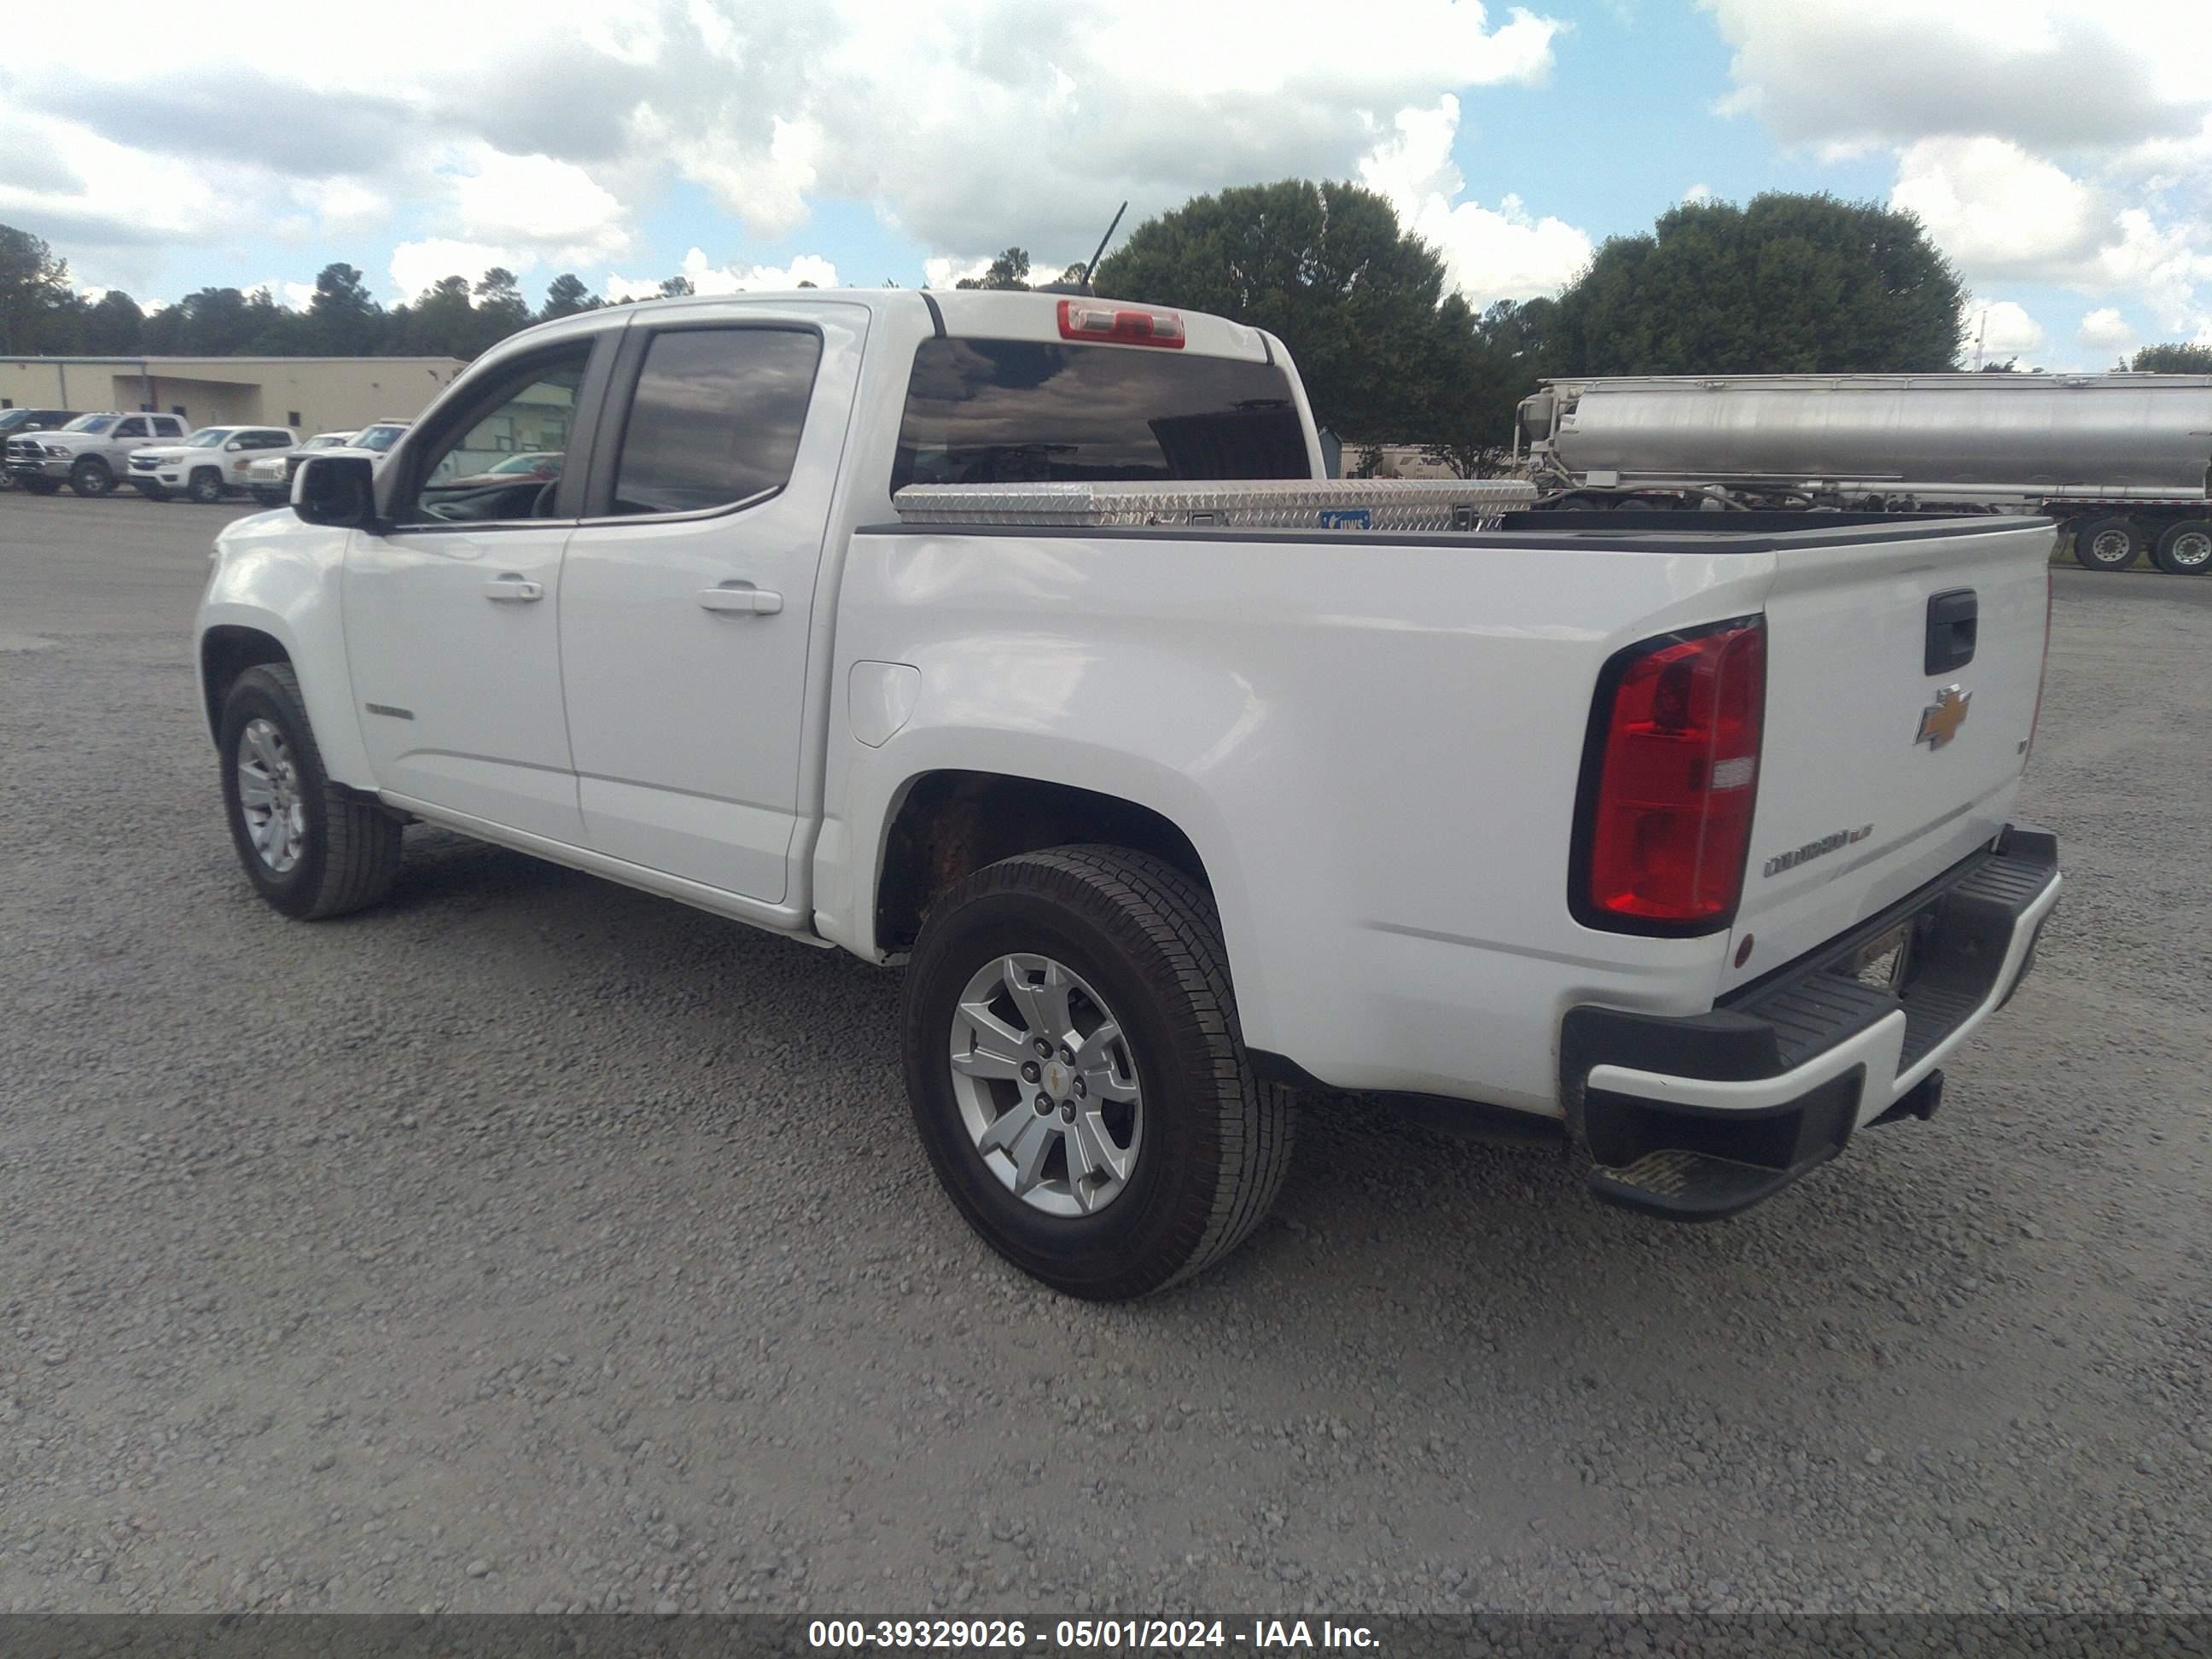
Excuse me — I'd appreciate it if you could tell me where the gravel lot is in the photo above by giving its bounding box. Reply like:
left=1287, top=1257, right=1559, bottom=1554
left=2, top=491, right=2207, bottom=1617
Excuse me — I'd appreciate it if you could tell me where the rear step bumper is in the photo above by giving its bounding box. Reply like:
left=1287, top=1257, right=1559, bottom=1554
left=1559, top=824, right=2061, bottom=1220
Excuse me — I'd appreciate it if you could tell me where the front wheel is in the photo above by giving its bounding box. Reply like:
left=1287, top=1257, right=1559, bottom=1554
left=68, top=457, right=114, bottom=498
left=900, top=846, right=1294, bottom=1300
left=2151, top=519, right=2212, bottom=576
left=218, top=663, right=404, bottom=919
left=22, top=476, right=60, bottom=495
left=187, top=469, right=225, bottom=504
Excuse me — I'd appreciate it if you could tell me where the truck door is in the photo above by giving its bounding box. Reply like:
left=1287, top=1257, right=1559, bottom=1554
left=556, top=303, right=866, bottom=905
left=341, top=336, right=608, bottom=843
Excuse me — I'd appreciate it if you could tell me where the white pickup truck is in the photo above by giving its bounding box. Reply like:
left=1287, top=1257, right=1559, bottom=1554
left=194, top=289, right=2062, bottom=1298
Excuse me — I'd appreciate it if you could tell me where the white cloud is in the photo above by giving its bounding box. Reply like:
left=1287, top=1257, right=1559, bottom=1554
left=1889, top=137, right=2105, bottom=278
left=449, top=150, right=630, bottom=263
left=2078, top=307, right=2133, bottom=352
left=1703, top=1, right=2212, bottom=347
left=0, top=0, right=1571, bottom=304
left=923, top=256, right=993, bottom=289
left=609, top=247, right=841, bottom=296
left=1701, top=0, right=2212, bottom=151
left=388, top=240, right=532, bottom=303
left=1358, top=96, right=1592, bottom=306
left=1682, top=183, right=1714, bottom=204
left=1965, top=298, right=2046, bottom=361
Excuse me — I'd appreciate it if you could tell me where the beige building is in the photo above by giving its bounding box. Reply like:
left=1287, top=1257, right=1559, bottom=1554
left=0, top=355, right=467, bottom=437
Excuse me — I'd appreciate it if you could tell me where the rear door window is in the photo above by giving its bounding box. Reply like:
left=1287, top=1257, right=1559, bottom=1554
left=608, top=327, right=823, bottom=516
left=892, top=339, right=1310, bottom=492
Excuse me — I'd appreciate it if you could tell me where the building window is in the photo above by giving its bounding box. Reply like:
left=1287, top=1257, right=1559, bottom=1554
left=171, top=406, right=186, bottom=417
left=288, top=410, right=301, bottom=427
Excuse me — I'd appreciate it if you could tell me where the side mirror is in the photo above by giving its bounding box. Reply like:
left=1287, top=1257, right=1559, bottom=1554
left=224, top=439, right=245, bottom=451
left=294, top=454, right=377, bottom=528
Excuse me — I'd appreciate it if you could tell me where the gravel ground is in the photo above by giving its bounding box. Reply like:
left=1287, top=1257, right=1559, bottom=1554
left=1, top=492, right=2207, bottom=1617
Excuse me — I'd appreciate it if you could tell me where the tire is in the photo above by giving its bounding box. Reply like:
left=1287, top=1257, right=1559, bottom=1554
left=187, top=469, right=225, bottom=504
left=1559, top=493, right=1606, bottom=512
left=251, top=489, right=286, bottom=507
left=2073, top=515, right=2143, bottom=572
left=2151, top=519, right=2212, bottom=576
left=0, top=470, right=16, bottom=492
left=899, top=846, right=1295, bottom=1300
left=68, top=457, right=114, bottom=498
left=218, top=662, right=404, bottom=920
left=23, top=477, right=60, bottom=495
left=136, top=484, right=171, bottom=503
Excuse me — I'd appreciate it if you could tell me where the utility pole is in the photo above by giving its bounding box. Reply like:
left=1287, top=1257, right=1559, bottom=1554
left=1972, top=309, right=1987, bottom=371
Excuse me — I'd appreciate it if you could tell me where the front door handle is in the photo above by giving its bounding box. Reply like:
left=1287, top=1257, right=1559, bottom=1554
left=484, top=574, right=544, bottom=602
left=698, top=583, right=783, bottom=615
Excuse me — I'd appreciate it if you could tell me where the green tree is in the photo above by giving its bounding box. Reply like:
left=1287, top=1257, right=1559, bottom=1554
left=0, top=224, right=78, bottom=355
left=306, top=262, right=382, bottom=354
left=1094, top=179, right=1468, bottom=441
left=956, top=247, right=1032, bottom=290
left=1420, top=298, right=1556, bottom=476
left=84, top=289, right=144, bottom=354
left=659, top=274, right=696, bottom=298
left=540, top=272, right=597, bottom=320
left=472, top=267, right=533, bottom=352
left=2131, top=342, right=2212, bottom=373
left=397, top=275, right=478, bottom=358
left=1545, top=192, right=1965, bottom=375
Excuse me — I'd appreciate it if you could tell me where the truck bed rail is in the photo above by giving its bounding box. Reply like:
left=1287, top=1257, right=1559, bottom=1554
left=893, top=479, right=1537, bottom=531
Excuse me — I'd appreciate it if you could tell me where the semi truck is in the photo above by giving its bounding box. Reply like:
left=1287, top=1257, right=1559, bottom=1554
left=1515, top=372, right=2212, bottom=575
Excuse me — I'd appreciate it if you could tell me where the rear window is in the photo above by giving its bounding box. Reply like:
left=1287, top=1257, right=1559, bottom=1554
left=892, top=338, right=1310, bottom=492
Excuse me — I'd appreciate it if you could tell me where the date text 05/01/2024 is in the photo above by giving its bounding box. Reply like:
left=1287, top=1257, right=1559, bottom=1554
left=806, top=1618, right=1381, bottom=1649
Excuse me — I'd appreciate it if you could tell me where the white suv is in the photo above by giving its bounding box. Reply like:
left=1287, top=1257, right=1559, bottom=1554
left=128, top=427, right=299, bottom=503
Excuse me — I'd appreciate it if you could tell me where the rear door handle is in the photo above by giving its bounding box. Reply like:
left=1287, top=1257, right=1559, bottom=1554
left=483, top=574, right=544, bottom=602
left=698, top=583, right=783, bottom=615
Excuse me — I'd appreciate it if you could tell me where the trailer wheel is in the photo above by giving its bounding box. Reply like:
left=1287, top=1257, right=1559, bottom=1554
left=2074, top=516, right=2143, bottom=572
left=2151, top=521, right=2212, bottom=576
left=1560, top=493, right=1606, bottom=512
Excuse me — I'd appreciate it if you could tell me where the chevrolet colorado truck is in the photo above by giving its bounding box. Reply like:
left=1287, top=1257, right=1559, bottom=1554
left=193, top=289, right=2062, bottom=1298
left=129, top=424, right=299, bottom=503
left=9, top=410, right=187, bottom=495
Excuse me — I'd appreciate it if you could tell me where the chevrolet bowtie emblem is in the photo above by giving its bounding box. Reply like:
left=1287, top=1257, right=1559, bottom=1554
left=1916, top=684, right=1971, bottom=750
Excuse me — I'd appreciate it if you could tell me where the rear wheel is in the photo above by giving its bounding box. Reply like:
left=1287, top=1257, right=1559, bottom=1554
left=2073, top=515, right=2143, bottom=572
left=23, top=477, right=60, bottom=496
left=187, top=469, right=225, bottom=504
left=218, top=663, right=404, bottom=920
left=68, top=457, right=114, bottom=498
left=899, top=846, right=1295, bottom=1300
left=2151, top=519, right=2212, bottom=576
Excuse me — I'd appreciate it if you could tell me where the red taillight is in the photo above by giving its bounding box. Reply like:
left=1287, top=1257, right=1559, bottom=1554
left=2026, top=567, right=2052, bottom=765
left=1057, top=298, right=1185, bottom=348
left=1576, top=619, right=1767, bottom=930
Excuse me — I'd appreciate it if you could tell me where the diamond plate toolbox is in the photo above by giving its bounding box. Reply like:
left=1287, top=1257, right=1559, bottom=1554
left=892, top=478, right=1539, bottom=532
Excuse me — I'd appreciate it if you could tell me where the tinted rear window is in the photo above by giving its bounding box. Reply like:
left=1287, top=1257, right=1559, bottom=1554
left=892, top=339, right=1310, bottom=492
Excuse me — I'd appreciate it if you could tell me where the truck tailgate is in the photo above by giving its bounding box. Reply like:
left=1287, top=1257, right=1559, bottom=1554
left=1721, top=518, right=2052, bottom=992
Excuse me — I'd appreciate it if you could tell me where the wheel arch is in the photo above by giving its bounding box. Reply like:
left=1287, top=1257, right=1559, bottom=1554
left=872, top=769, right=1214, bottom=958
left=199, top=625, right=293, bottom=742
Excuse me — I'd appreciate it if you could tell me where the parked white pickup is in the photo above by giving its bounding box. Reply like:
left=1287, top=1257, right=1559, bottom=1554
left=193, top=289, right=2061, bottom=1297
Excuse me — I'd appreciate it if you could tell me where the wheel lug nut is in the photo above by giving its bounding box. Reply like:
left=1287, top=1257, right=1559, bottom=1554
left=1034, top=1094, right=1052, bottom=1114
left=1059, top=1045, right=1074, bottom=1064
left=1059, top=1103, right=1075, bottom=1123
left=1022, top=1062, right=1039, bottom=1082
left=1034, top=1039, right=1051, bottom=1057
left=1074, top=1077, right=1087, bottom=1097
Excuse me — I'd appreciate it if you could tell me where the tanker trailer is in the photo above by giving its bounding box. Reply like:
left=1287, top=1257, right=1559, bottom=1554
left=1514, top=373, right=2212, bottom=573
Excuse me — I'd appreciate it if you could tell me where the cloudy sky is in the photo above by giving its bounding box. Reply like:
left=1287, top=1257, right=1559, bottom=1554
left=2, top=0, right=2208, bottom=369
